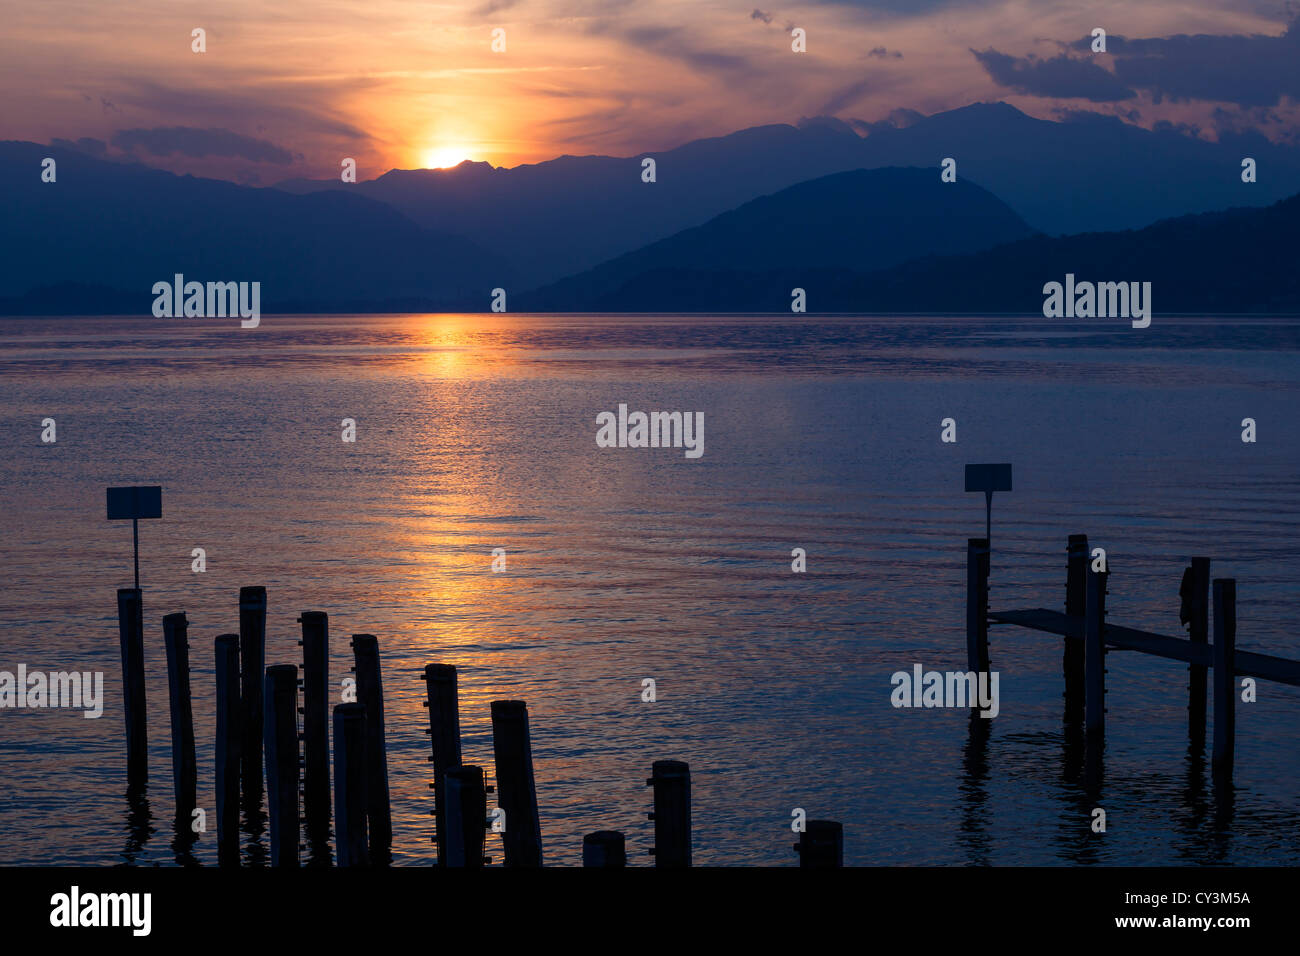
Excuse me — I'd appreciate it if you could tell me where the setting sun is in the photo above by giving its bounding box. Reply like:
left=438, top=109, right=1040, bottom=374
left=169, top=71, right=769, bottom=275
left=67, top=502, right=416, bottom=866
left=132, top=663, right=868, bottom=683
left=422, top=146, right=471, bottom=169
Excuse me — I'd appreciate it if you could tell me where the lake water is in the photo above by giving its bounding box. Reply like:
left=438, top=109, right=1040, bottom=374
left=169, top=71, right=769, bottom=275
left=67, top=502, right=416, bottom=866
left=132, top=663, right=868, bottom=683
left=1, top=313, right=1297, bottom=866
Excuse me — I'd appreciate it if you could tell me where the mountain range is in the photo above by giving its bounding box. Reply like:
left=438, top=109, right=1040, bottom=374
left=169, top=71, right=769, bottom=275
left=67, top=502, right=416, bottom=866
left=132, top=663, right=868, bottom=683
left=3, top=101, right=1299, bottom=315
left=275, top=102, right=1300, bottom=289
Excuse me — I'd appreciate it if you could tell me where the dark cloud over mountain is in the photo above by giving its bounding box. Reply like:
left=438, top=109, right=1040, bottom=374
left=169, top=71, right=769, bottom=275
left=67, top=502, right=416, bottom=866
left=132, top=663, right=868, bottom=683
left=978, top=16, right=1300, bottom=107
left=970, top=49, right=1134, bottom=102
left=110, top=127, right=297, bottom=164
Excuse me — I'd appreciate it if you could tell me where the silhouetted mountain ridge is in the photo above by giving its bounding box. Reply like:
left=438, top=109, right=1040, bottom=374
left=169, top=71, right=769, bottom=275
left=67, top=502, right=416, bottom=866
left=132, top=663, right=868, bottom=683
left=521, top=167, right=1038, bottom=309
left=0, top=140, right=512, bottom=313
left=274, top=102, right=1300, bottom=288
left=523, top=192, right=1300, bottom=313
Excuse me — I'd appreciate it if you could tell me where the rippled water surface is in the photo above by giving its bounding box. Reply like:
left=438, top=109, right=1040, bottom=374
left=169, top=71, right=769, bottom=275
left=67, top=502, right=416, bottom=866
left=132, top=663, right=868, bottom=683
left=1, top=313, right=1297, bottom=865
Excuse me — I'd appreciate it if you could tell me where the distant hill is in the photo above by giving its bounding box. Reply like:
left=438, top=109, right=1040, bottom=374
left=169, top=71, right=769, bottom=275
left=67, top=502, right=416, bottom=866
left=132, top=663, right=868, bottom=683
left=520, top=191, right=1300, bottom=314
left=274, top=119, right=876, bottom=290
left=520, top=167, right=1038, bottom=310
left=0, top=141, right=512, bottom=314
left=275, top=102, right=1300, bottom=289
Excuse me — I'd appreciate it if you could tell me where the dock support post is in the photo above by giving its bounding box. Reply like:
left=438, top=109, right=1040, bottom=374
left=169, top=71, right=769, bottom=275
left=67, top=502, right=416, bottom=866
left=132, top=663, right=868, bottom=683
left=214, top=634, right=241, bottom=865
left=444, top=765, right=488, bottom=868
left=490, top=700, right=543, bottom=867
left=647, top=760, right=691, bottom=868
left=1064, top=534, right=1088, bottom=720
left=162, top=612, right=196, bottom=821
left=1183, top=558, right=1211, bottom=743
left=116, top=588, right=148, bottom=790
left=239, top=586, right=267, bottom=803
left=583, top=831, right=627, bottom=867
left=351, top=634, right=391, bottom=858
left=966, top=538, right=990, bottom=677
left=332, top=702, right=369, bottom=867
left=421, top=664, right=462, bottom=865
left=264, top=664, right=300, bottom=867
left=1084, top=567, right=1108, bottom=741
left=298, top=612, right=331, bottom=836
left=795, top=820, right=844, bottom=868
left=1212, top=579, right=1237, bottom=782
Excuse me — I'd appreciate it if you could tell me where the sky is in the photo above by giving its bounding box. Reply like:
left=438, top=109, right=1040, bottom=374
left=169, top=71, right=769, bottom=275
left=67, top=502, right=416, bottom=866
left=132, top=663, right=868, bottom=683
left=2, top=0, right=1298, bottom=183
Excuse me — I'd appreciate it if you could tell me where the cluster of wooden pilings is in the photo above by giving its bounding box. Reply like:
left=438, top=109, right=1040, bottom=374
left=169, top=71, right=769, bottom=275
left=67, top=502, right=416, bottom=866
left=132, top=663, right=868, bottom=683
left=114, top=586, right=845, bottom=866
left=967, top=534, right=1300, bottom=784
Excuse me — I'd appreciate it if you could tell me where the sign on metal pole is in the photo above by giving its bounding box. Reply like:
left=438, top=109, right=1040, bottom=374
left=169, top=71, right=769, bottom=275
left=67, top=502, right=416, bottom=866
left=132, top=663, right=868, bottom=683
left=964, top=464, right=1012, bottom=495
left=964, top=464, right=1012, bottom=545
left=107, top=486, right=163, bottom=589
left=107, top=486, right=163, bottom=521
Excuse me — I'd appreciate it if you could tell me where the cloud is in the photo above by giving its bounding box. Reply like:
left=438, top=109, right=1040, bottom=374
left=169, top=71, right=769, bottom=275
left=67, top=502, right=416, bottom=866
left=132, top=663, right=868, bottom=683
left=849, top=107, right=925, bottom=133
left=49, top=137, right=109, bottom=157
left=750, top=9, right=773, bottom=24
left=1053, top=106, right=1141, bottom=124
left=807, top=0, right=990, bottom=13
left=111, top=79, right=373, bottom=142
left=819, top=79, right=878, bottom=114
left=1106, top=18, right=1300, bottom=107
left=110, top=127, right=296, bottom=164
left=999, top=17, right=1300, bottom=108
left=472, top=0, right=522, bottom=16
left=587, top=21, right=758, bottom=76
left=971, top=48, right=1135, bottom=102
left=868, top=46, right=903, bottom=59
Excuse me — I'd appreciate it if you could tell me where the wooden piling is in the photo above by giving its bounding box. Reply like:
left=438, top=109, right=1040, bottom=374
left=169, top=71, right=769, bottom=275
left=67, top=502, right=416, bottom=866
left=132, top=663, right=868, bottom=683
left=214, top=634, right=241, bottom=865
left=298, top=612, right=331, bottom=833
left=966, top=538, right=991, bottom=677
left=1063, top=534, right=1088, bottom=721
left=263, top=664, right=300, bottom=867
left=796, top=820, right=844, bottom=868
left=351, top=635, right=391, bottom=857
left=162, top=612, right=196, bottom=820
left=443, top=765, right=488, bottom=868
left=1084, top=567, right=1108, bottom=740
left=490, top=700, right=543, bottom=867
left=583, top=831, right=627, bottom=867
left=239, top=586, right=267, bottom=801
left=332, top=702, right=369, bottom=867
left=646, top=760, right=691, bottom=867
left=1184, top=557, right=1211, bottom=741
left=421, top=663, right=463, bottom=865
left=116, top=588, right=148, bottom=789
left=1212, top=579, right=1237, bottom=782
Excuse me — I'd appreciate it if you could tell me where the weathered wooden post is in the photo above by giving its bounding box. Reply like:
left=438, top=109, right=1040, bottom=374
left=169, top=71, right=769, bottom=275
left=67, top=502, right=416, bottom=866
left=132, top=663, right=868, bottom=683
left=263, top=664, right=300, bottom=867
left=583, top=831, right=627, bottom=867
left=214, top=634, right=241, bottom=865
left=795, top=820, right=844, bottom=868
left=421, top=663, right=462, bottom=865
left=1212, top=579, right=1237, bottom=782
left=646, top=760, right=691, bottom=867
left=1182, top=558, right=1211, bottom=742
left=444, top=765, right=488, bottom=868
left=162, top=612, right=197, bottom=821
left=1063, top=534, right=1089, bottom=721
left=351, top=635, right=391, bottom=858
left=1084, top=567, right=1108, bottom=740
left=490, top=700, right=543, bottom=867
left=298, top=612, right=331, bottom=833
left=966, top=538, right=990, bottom=676
left=332, top=702, right=369, bottom=867
left=116, top=588, right=148, bottom=789
left=239, top=586, right=267, bottom=802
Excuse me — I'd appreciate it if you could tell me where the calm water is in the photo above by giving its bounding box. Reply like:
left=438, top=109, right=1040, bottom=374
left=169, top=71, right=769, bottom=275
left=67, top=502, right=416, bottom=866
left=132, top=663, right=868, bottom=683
left=1, top=313, right=1298, bottom=866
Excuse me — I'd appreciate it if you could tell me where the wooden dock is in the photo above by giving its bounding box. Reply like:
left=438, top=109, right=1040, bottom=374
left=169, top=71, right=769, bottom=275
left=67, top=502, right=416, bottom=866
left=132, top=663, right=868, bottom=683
left=989, top=608, right=1300, bottom=687
left=968, top=533, right=1300, bottom=785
